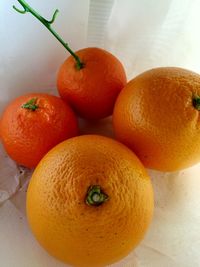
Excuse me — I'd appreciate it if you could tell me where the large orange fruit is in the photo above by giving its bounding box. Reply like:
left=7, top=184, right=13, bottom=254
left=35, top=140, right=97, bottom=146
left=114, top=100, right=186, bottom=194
left=113, top=67, right=200, bottom=171
left=0, top=93, right=78, bottom=168
left=27, top=135, right=154, bottom=267
left=57, top=47, right=127, bottom=120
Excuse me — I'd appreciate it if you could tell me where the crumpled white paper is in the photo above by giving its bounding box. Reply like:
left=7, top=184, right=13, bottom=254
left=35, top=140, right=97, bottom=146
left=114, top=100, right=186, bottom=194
left=1, top=0, right=200, bottom=266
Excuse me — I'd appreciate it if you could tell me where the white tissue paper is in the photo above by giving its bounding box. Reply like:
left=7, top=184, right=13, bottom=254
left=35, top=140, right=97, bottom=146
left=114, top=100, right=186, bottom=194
left=1, top=0, right=200, bottom=266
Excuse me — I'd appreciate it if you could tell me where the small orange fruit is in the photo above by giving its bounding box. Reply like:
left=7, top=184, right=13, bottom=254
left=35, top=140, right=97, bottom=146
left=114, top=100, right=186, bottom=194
left=113, top=67, right=200, bottom=171
left=27, top=135, right=154, bottom=267
left=0, top=93, right=78, bottom=168
left=57, top=47, right=127, bottom=120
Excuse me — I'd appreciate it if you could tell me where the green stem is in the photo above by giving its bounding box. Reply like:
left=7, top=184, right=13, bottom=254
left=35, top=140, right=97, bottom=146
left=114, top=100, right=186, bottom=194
left=21, top=98, right=38, bottom=111
left=86, top=185, right=109, bottom=206
left=193, top=95, right=200, bottom=111
left=13, top=0, right=84, bottom=70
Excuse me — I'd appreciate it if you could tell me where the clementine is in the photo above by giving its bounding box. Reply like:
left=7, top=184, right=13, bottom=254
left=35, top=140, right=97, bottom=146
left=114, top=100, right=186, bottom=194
left=13, top=2, right=127, bottom=120
left=0, top=93, right=78, bottom=168
left=113, top=67, right=200, bottom=171
left=27, top=135, right=154, bottom=267
left=57, top=47, right=127, bottom=120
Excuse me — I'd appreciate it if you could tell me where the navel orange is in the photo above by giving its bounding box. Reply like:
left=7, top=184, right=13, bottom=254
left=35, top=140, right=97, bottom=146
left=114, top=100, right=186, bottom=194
left=0, top=93, right=78, bottom=168
left=27, top=135, right=154, bottom=267
left=113, top=67, right=200, bottom=171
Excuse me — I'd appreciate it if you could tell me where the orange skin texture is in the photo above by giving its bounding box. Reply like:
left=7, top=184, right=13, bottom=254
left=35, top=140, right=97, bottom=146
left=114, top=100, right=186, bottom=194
left=113, top=67, right=200, bottom=171
left=0, top=93, right=78, bottom=168
left=26, top=135, right=154, bottom=267
left=57, top=47, right=127, bottom=120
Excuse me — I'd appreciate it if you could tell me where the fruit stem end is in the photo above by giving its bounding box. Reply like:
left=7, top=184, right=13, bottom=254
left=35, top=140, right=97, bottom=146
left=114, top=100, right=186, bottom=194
left=193, top=95, right=200, bottom=111
left=86, top=185, right=109, bottom=206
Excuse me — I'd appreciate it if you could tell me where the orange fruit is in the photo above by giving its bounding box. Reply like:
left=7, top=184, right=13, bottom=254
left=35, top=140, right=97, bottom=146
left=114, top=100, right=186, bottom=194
left=57, top=47, right=127, bottom=120
left=0, top=93, right=78, bottom=168
left=27, top=135, right=154, bottom=267
left=113, top=67, right=200, bottom=171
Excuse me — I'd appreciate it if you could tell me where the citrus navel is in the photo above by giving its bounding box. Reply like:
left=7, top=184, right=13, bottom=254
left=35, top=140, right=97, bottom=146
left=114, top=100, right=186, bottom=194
left=113, top=67, right=200, bottom=171
left=27, top=135, right=154, bottom=267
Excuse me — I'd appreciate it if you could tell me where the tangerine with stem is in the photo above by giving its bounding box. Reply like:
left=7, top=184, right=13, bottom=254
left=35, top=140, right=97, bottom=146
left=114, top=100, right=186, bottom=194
left=13, top=0, right=127, bottom=120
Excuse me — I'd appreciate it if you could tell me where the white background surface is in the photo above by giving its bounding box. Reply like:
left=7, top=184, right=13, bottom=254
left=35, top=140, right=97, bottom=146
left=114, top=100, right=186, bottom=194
left=1, top=0, right=200, bottom=266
